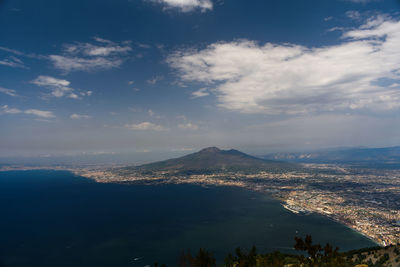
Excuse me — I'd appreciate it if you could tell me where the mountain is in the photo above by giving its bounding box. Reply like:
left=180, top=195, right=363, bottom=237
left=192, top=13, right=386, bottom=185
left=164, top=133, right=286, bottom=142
left=261, top=146, right=400, bottom=167
left=132, top=147, right=294, bottom=173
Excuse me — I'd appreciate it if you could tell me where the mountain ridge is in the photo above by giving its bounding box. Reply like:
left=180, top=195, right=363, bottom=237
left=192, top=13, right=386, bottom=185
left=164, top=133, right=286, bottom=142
left=132, top=147, right=294, bottom=173
left=260, top=146, right=400, bottom=167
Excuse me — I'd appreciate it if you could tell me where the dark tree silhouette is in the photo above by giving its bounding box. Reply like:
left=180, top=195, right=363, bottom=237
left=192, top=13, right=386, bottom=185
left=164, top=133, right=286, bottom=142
left=294, top=235, right=352, bottom=267
left=178, top=248, right=216, bottom=267
left=224, top=246, right=257, bottom=267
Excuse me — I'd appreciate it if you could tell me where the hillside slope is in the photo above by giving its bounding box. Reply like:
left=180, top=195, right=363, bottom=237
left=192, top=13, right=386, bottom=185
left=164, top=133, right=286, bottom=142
left=132, top=147, right=294, bottom=173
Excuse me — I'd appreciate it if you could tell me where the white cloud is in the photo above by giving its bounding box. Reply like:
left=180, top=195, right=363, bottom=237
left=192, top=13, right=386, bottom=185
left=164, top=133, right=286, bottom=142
left=0, top=46, right=43, bottom=60
left=1, top=105, right=22, bottom=114
left=93, top=37, right=115, bottom=44
left=78, top=90, right=93, bottom=97
left=32, top=75, right=70, bottom=88
left=137, top=43, right=151, bottom=49
left=31, top=75, right=89, bottom=99
left=0, top=46, right=24, bottom=56
left=64, top=39, right=131, bottom=57
left=168, top=15, right=400, bottom=114
left=1, top=105, right=55, bottom=118
left=49, top=55, right=123, bottom=73
left=49, top=38, right=131, bottom=72
left=178, top=122, right=199, bottom=130
left=0, top=56, right=26, bottom=68
left=148, top=0, right=213, bottom=12
left=147, top=109, right=162, bottom=118
left=346, top=10, right=361, bottom=20
left=24, top=109, right=55, bottom=118
left=192, top=88, right=209, bottom=98
left=32, top=75, right=73, bottom=98
left=125, top=122, right=166, bottom=131
left=68, top=93, right=80, bottom=99
left=70, top=113, right=91, bottom=119
left=0, top=87, right=18, bottom=97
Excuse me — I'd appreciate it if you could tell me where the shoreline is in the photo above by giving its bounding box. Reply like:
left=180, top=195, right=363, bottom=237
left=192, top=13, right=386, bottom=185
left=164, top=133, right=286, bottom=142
left=280, top=203, right=381, bottom=247
left=0, top=168, right=389, bottom=247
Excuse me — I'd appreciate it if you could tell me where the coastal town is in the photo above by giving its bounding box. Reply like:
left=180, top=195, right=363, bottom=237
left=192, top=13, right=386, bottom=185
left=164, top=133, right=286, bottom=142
left=74, top=163, right=400, bottom=247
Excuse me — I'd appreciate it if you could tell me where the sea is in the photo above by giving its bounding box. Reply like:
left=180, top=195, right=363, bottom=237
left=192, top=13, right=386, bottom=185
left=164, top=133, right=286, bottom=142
left=0, top=170, right=377, bottom=267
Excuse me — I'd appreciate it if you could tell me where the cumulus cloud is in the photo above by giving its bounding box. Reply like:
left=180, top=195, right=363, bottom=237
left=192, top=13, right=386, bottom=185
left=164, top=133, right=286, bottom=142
left=0, top=87, right=18, bottom=97
left=49, top=38, right=131, bottom=72
left=168, top=15, right=400, bottom=114
left=148, top=0, right=213, bottom=12
left=32, top=75, right=72, bottom=98
left=31, top=75, right=88, bottom=99
left=32, top=75, right=70, bottom=88
left=125, top=122, right=166, bottom=131
left=70, top=113, right=91, bottom=119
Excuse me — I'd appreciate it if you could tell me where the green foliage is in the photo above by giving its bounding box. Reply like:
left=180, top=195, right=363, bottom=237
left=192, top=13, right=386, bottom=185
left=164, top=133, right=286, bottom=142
left=293, top=235, right=353, bottom=267
left=153, top=235, right=396, bottom=267
left=222, top=235, right=354, bottom=267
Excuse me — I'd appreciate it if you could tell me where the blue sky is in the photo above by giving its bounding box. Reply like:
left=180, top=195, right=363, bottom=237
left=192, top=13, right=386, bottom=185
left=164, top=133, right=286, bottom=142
left=1, top=0, right=400, bottom=161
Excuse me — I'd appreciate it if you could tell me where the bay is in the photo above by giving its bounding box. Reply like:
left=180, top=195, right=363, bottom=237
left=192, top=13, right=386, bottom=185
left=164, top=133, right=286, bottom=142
left=0, top=170, right=377, bottom=267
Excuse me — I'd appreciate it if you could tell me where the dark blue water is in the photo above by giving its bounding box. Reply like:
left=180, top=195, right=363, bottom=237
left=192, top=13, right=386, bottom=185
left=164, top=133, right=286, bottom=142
left=0, top=170, right=376, bottom=267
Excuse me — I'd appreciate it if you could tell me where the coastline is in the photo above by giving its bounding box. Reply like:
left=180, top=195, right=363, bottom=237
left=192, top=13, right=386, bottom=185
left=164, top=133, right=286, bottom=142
left=0, top=167, right=391, bottom=247
left=280, top=202, right=381, bottom=247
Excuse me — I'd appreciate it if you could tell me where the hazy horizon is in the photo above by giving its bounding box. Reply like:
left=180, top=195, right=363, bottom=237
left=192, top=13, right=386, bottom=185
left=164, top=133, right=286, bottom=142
left=1, top=144, right=400, bottom=166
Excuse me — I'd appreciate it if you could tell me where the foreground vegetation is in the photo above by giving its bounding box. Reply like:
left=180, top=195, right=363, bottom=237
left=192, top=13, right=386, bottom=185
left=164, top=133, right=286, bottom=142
left=156, top=235, right=400, bottom=267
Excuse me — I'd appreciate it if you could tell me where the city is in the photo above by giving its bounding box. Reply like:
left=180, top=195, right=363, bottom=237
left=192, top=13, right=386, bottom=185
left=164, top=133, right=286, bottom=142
left=76, top=163, right=400, bottom=247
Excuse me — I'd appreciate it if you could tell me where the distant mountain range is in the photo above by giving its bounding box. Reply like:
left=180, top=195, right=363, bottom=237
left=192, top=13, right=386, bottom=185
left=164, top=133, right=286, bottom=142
left=261, top=146, right=400, bottom=167
left=131, top=147, right=294, bottom=173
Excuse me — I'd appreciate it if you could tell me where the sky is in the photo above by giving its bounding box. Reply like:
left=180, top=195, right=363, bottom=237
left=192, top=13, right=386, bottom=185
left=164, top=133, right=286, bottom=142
left=1, top=0, right=400, bottom=162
